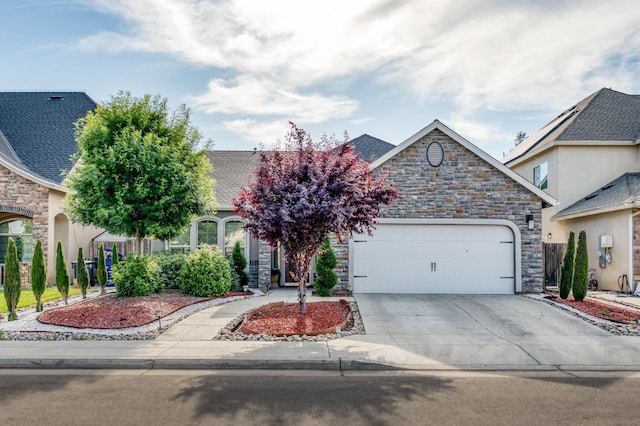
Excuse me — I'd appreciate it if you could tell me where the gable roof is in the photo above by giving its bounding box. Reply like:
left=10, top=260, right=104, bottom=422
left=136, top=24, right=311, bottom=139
left=370, top=119, right=557, bottom=207
left=0, top=92, right=97, bottom=185
left=553, top=172, right=640, bottom=220
left=347, top=134, right=395, bottom=161
left=502, top=88, right=640, bottom=166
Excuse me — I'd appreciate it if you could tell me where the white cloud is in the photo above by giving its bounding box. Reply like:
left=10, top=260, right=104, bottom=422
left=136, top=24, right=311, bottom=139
left=189, top=76, right=358, bottom=123
left=77, top=0, right=640, bottom=145
left=220, top=118, right=291, bottom=147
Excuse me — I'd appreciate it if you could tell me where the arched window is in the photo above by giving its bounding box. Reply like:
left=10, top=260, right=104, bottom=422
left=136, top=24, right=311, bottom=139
left=197, top=220, right=218, bottom=247
left=224, top=220, right=245, bottom=255
left=0, top=219, right=33, bottom=263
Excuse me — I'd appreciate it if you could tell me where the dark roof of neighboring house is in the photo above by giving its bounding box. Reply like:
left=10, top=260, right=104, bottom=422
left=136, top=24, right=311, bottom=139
left=347, top=134, right=395, bottom=161
left=0, top=92, right=97, bottom=184
left=554, top=172, right=640, bottom=220
left=502, top=88, right=640, bottom=165
left=208, top=135, right=395, bottom=209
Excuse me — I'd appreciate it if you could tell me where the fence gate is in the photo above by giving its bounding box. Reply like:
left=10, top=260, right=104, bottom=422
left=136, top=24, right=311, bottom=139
left=543, top=243, right=566, bottom=288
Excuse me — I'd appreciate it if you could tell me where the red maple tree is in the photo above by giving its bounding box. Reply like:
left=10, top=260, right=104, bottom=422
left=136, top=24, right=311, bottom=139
left=234, top=123, right=397, bottom=313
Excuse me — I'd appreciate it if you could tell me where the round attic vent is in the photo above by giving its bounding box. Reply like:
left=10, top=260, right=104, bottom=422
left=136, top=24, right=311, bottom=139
left=426, top=141, right=444, bottom=167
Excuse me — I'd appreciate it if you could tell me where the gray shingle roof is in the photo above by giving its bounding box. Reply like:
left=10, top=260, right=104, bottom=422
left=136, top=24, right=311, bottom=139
left=347, top=134, right=395, bottom=161
left=0, top=92, right=97, bottom=184
left=554, top=172, right=640, bottom=219
left=208, top=135, right=395, bottom=209
left=207, top=151, right=260, bottom=207
left=502, top=88, right=640, bottom=165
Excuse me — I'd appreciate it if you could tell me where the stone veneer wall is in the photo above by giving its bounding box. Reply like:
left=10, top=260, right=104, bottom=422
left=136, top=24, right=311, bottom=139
left=332, top=129, right=544, bottom=293
left=0, top=165, right=50, bottom=287
left=257, top=239, right=272, bottom=290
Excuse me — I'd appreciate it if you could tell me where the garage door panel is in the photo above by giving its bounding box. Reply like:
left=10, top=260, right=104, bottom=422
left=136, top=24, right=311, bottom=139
left=353, top=224, right=515, bottom=294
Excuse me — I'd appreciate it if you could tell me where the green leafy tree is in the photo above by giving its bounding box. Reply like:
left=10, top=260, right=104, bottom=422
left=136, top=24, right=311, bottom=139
left=76, top=247, right=90, bottom=299
left=97, top=245, right=108, bottom=295
left=3, top=238, right=21, bottom=321
left=573, top=231, right=589, bottom=301
left=31, top=240, right=47, bottom=312
left=55, top=241, right=70, bottom=305
left=66, top=91, right=216, bottom=255
left=231, top=241, right=250, bottom=288
left=314, top=237, right=337, bottom=297
left=559, top=231, right=576, bottom=300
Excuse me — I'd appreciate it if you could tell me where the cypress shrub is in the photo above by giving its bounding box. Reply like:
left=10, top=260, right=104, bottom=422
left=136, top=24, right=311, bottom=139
left=112, top=242, right=119, bottom=265
left=3, top=237, right=21, bottom=321
left=559, top=231, right=575, bottom=300
left=573, top=231, right=589, bottom=301
left=314, top=237, right=337, bottom=297
left=231, top=241, right=250, bottom=288
left=97, top=245, right=107, bottom=295
left=77, top=247, right=90, bottom=299
left=31, top=240, right=47, bottom=312
left=55, top=241, right=70, bottom=305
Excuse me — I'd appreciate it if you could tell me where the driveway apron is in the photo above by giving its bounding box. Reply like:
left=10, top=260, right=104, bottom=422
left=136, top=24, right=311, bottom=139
left=338, top=294, right=640, bottom=369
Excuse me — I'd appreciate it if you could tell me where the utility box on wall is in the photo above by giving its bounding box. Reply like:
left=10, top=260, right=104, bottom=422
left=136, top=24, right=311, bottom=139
left=599, top=235, right=613, bottom=268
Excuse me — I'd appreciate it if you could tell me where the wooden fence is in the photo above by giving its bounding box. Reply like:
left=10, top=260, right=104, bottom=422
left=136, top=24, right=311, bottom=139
left=543, top=243, right=566, bottom=288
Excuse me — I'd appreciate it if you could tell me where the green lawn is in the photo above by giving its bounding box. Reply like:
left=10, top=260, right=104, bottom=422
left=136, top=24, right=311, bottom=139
left=0, top=287, right=82, bottom=313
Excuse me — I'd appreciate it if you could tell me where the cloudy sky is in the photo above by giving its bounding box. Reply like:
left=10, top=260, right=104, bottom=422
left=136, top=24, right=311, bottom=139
left=2, top=0, right=639, bottom=158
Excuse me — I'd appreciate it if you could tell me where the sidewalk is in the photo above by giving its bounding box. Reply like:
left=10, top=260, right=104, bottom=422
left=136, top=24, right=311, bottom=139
left=1, top=288, right=640, bottom=371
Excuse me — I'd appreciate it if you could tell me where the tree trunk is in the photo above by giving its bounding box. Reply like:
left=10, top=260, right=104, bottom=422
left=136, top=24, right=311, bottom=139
left=135, top=229, right=142, bottom=256
left=298, top=278, right=307, bottom=314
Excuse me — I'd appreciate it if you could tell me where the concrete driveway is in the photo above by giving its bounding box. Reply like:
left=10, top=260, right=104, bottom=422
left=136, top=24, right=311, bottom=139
left=328, top=294, right=640, bottom=370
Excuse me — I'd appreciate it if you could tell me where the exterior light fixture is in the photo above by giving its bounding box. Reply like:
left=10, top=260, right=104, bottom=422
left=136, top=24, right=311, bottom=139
left=525, top=214, right=534, bottom=230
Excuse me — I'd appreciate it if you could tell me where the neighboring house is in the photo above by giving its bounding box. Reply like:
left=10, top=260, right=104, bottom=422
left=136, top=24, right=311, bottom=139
left=502, top=88, right=640, bottom=292
left=0, top=92, right=100, bottom=286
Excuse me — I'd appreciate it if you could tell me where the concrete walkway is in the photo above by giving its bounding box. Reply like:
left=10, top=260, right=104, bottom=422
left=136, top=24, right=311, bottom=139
left=0, top=289, right=639, bottom=371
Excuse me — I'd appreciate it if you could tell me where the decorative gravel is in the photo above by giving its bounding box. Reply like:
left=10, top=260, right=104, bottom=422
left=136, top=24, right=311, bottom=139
left=527, top=294, right=640, bottom=336
left=0, top=288, right=257, bottom=341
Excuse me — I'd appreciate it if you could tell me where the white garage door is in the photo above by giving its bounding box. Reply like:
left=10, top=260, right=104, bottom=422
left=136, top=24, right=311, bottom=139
left=352, top=224, right=515, bottom=294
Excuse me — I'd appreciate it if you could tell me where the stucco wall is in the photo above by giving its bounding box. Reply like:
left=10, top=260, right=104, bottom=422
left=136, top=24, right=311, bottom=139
left=561, top=210, right=633, bottom=291
left=335, top=128, right=544, bottom=293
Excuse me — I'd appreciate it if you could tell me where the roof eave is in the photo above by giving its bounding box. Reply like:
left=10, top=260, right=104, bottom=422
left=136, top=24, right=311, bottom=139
left=0, top=156, right=68, bottom=193
left=552, top=202, right=636, bottom=221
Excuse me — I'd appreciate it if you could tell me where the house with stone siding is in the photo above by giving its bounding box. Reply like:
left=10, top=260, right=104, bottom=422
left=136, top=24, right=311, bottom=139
left=191, top=121, right=554, bottom=294
left=0, top=92, right=101, bottom=286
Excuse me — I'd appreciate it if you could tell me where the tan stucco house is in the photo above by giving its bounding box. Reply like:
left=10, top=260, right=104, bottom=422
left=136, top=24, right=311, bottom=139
left=502, top=88, right=640, bottom=292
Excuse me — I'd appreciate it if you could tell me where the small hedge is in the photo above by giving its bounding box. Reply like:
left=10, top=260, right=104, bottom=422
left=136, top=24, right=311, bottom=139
left=180, top=245, right=231, bottom=297
left=114, top=255, right=161, bottom=297
left=152, top=252, right=187, bottom=289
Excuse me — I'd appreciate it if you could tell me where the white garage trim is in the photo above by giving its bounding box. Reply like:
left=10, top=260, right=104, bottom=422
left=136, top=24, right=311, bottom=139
left=348, top=218, right=522, bottom=293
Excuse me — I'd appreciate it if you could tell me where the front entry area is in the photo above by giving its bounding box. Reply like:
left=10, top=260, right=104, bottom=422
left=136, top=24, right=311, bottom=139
left=352, top=222, right=517, bottom=294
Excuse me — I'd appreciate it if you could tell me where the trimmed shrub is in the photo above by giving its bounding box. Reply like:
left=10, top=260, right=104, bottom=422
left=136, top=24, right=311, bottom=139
left=97, top=245, right=107, bottom=295
left=55, top=241, right=70, bottom=305
left=152, top=252, right=187, bottom=289
left=113, top=255, right=161, bottom=297
left=559, top=231, right=575, bottom=300
left=112, top=242, right=119, bottom=266
left=77, top=247, right=90, bottom=299
left=573, top=230, right=589, bottom=301
left=314, top=237, right=337, bottom=297
left=31, top=240, right=46, bottom=312
left=227, top=256, right=242, bottom=292
left=180, top=245, right=231, bottom=297
left=4, top=238, right=21, bottom=321
left=231, top=241, right=250, bottom=288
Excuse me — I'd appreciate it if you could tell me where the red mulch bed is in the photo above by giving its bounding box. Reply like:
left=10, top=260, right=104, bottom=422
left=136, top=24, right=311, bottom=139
left=242, top=301, right=351, bottom=336
left=546, top=293, right=640, bottom=324
left=37, top=290, right=245, bottom=329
